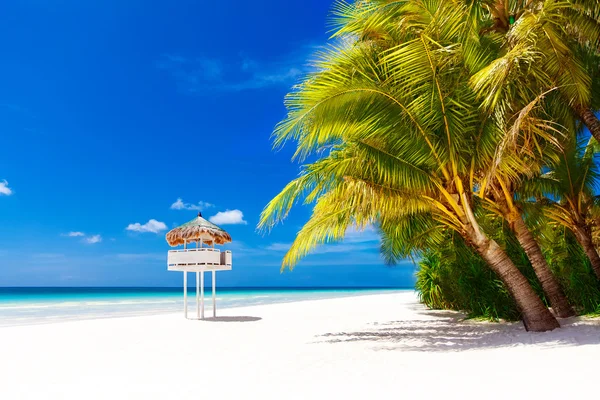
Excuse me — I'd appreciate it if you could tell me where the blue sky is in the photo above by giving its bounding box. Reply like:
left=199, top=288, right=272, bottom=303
left=0, top=0, right=415, bottom=287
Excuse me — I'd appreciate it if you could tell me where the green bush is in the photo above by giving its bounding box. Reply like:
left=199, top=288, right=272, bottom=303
left=541, top=227, right=600, bottom=314
left=416, top=234, right=521, bottom=321
left=415, top=224, right=600, bottom=320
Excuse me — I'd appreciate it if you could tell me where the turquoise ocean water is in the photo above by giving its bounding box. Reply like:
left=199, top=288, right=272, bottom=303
left=0, top=287, right=407, bottom=327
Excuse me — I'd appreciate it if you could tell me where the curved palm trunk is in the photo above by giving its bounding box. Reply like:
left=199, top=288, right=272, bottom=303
left=510, top=218, right=575, bottom=317
left=576, top=106, right=600, bottom=144
left=573, top=227, right=600, bottom=279
left=467, top=231, right=560, bottom=331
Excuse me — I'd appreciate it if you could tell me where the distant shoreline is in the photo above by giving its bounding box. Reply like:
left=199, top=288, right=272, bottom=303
left=0, top=286, right=411, bottom=290
left=0, top=287, right=412, bottom=327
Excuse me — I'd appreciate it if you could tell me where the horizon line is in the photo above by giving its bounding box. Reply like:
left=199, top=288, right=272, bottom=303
left=0, top=285, right=412, bottom=290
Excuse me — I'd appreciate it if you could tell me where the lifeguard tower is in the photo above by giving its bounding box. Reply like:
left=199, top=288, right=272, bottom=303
left=166, top=212, right=232, bottom=319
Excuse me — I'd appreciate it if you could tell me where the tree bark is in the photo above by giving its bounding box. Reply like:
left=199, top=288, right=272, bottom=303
left=573, top=226, right=600, bottom=279
left=510, top=217, right=575, bottom=318
left=576, top=106, right=600, bottom=144
left=470, top=233, right=560, bottom=331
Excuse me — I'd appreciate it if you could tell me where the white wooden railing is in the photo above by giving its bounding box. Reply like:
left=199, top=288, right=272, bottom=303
left=168, top=248, right=232, bottom=267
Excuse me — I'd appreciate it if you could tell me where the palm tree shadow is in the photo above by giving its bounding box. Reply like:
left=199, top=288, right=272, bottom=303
left=203, top=316, right=262, bottom=322
left=316, top=314, right=600, bottom=352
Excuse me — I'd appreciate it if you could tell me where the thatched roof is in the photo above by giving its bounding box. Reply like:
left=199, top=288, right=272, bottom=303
left=166, top=213, right=232, bottom=247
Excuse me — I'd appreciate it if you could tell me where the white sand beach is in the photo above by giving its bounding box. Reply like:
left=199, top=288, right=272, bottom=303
left=1, top=291, right=599, bottom=400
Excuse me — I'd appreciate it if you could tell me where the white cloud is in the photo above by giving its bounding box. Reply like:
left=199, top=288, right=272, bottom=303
left=84, top=235, right=102, bottom=244
left=61, top=231, right=102, bottom=244
left=209, top=210, right=247, bottom=225
left=126, top=219, right=168, bottom=233
left=170, top=198, right=214, bottom=211
left=0, top=180, right=13, bottom=196
left=170, top=198, right=187, bottom=209
left=62, top=231, right=85, bottom=237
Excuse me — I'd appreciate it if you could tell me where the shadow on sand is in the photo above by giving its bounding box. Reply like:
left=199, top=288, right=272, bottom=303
left=203, top=316, right=262, bottom=323
left=316, top=306, right=600, bottom=352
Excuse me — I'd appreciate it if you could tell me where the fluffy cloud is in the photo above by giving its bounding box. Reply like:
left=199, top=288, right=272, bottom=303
left=0, top=180, right=13, bottom=196
left=85, top=235, right=102, bottom=244
left=126, top=219, right=168, bottom=233
left=61, top=231, right=102, bottom=244
left=170, top=198, right=214, bottom=211
left=62, top=232, right=85, bottom=237
left=209, top=210, right=247, bottom=225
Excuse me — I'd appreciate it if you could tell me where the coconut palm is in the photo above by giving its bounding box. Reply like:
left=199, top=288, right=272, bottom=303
left=332, top=0, right=595, bottom=317
left=534, top=135, right=600, bottom=279
left=378, top=165, right=575, bottom=317
left=467, top=0, right=600, bottom=141
left=412, top=224, right=534, bottom=321
left=333, top=0, right=600, bottom=142
left=537, top=222, right=600, bottom=312
left=482, top=177, right=576, bottom=317
left=472, top=95, right=576, bottom=317
left=259, top=1, right=560, bottom=331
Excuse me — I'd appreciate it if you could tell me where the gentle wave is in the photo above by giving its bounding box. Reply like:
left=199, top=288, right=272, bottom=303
left=0, top=288, right=406, bottom=327
left=0, top=299, right=179, bottom=310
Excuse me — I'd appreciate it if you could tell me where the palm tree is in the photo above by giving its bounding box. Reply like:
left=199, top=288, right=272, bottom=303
left=482, top=177, right=576, bottom=317
left=468, top=0, right=600, bottom=141
left=472, top=92, right=576, bottom=317
left=535, top=135, right=600, bottom=279
left=537, top=221, right=600, bottom=311
left=333, top=1, right=600, bottom=145
left=411, top=226, right=535, bottom=321
left=259, top=1, right=560, bottom=330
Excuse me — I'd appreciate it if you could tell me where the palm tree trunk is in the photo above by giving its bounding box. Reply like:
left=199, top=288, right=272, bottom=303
left=576, top=106, right=600, bottom=144
left=510, top=218, right=575, bottom=317
left=573, top=227, right=600, bottom=279
left=469, top=233, right=560, bottom=331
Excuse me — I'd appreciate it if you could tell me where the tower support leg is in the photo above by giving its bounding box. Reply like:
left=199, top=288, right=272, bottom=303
left=212, top=271, right=216, bottom=317
left=183, top=272, right=187, bottom=319
left=200, top=272, right=205, bottom=319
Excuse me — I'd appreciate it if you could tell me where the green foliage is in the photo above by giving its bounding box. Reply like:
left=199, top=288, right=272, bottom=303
left=541, top=226, right=600, bottom=314
left=417, top=245, right=517, bottom=321
left=259, top=0, right=558, bottom=270
left=259, top=0, right=600, bottom=323
left=416, top=224, right=600, bottom=320
left=414, top=253, right=448, bottom=310
left=416, top=229, right=524, bottom=321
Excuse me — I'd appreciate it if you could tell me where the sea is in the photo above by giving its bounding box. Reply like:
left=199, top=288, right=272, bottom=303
left=0, top=287, right=408, bottom=327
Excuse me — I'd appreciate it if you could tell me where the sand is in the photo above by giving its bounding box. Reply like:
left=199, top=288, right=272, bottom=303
left=1, top=291, right=599, bottom=400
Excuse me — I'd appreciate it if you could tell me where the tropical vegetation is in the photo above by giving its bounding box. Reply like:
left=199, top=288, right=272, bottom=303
left=259, top=0, right=600, bottom=331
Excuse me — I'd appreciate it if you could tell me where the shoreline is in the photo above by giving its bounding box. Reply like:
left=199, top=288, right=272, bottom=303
left=1, top=292, right=599, bottom=399
left=0, top=288, right=408, bottom=328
